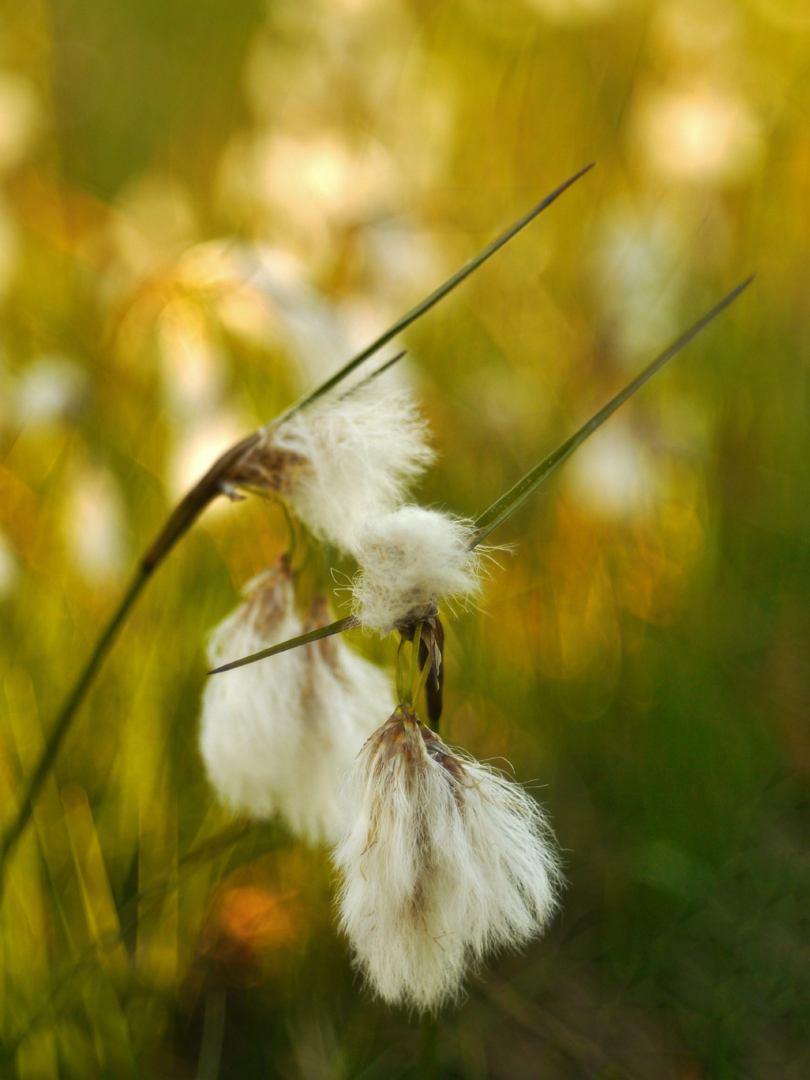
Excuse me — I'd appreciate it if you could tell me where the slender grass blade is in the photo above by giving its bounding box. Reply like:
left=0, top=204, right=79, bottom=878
left=208, top=616, right=358, bottom=674
left=471, top=276, right=754, bottom=548
left=276, top=163, right=595, bottom=422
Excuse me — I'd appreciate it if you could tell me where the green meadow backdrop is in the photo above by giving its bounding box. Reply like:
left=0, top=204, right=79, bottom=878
left=0, top=0, right=808, bottom=1076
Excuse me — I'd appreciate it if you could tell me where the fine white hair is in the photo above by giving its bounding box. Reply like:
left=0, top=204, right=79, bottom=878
left=199, top=565, right=396, bottom=844
left=351, top=506, right=484, bottom=635
left=292, top=595, right=397, bottom=842
left=262, top=380, right=434, bottom=555
left=332, top=706, right=560, bottom=1012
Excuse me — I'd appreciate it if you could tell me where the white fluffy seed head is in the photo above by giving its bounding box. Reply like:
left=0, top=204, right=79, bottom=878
left=199, top=565, right=396, bottom=844
left=333, top=706, right=561, bottom=1013
left=351, top=507, right=484, bottom=635
left=258, top=380, right=434, bottom=554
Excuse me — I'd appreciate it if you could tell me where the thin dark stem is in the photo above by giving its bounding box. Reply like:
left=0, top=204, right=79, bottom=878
left=0, top=567, right=147, bottom=892
left=0, top=434, right=264, bottom=895
left=208, top=616, right=358, bottom=675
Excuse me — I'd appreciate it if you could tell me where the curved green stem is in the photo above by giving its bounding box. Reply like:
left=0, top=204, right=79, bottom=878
left=0, top=567, right=146, bottom=894
left=0, top=434, right=263, bottom=897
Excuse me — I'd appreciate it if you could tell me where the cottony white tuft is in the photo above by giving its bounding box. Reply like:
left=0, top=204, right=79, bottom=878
left=292, top=594, right=397, bottom=841
left=200, top=560, right=305, bottom=821
left=351, top=506, right=484, bottom=635
left=333, top=705, right=560, bottom=1012
left=257, top=380, right=434, bottom=554
left=199, top=563, right=396, bottom=843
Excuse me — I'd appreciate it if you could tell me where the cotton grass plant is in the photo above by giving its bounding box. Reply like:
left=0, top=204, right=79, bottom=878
left=203, top=262, right=753, bottom=1010
left=0, top=162, right=752, bottom=1017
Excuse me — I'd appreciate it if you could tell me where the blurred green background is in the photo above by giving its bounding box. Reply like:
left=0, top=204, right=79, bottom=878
left=1, top=0, right=809, bottom=1076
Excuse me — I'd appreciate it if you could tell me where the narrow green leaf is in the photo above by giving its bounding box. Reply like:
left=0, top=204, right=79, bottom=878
left=208, top=616, right=358, bottom=674
left=470, top=276, right=754, bottom=548
left=275, top=163, right=595, bottom=423
left=338, top=350, right=407, bottom=399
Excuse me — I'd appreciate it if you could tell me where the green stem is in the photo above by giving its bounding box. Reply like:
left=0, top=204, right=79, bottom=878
left=412, top=637, right=434, bottom=710
left=0, top=567, right=147, bottom=893
left=0, top=433, right=265, bottom=896
left=395, top=636, right=409, bottom=704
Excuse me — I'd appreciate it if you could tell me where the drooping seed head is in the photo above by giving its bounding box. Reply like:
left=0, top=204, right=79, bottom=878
left=333, top=706, right=561, bottom=1012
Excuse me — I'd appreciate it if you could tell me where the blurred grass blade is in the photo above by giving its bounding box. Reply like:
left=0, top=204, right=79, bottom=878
left=4, top=819, right=252, bottom=1058
left=208, top=616, right=358, bottom=674
left=197, top=989, right=226, bottom=1080
left=277, top=163, right=595, bottom=421
left=471, top=276, right=754, bottom=547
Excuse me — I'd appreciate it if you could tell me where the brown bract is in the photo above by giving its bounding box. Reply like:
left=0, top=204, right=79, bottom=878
left=228, top=434, right=309, bottom=496
left=370, top=705, right=466, bottom=787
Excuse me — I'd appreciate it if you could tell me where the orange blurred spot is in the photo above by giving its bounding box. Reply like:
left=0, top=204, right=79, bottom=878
left=198, top=867, right=307, bottom=986
left=217, top=885, right=299, bottom=952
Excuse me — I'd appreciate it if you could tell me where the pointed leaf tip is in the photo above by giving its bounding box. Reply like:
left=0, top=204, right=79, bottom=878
left=208, top=616, right=358, bottom=674
left=275, top=164, right=595, bottom=422
left=470, top=275, right=754, bottom=547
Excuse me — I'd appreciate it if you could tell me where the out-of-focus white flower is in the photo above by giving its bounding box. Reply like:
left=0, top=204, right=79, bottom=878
left=565, top=421, right=656, bottom=521
left=199, top=563, right=395, bottom=843
left=590, top=200, right=684, bottom=367
left=252, top=381, right=434, bottom=554
left=156, top=297, right=226, bottom=417
left=62, top=462, right=127, bottom=581
left=167, top=410, right=248, bottom=505
left=13, top=355, right=89, bottom=427
left=333, top=705, right=560, bottom=1012
left=228, top=243, right=354, bottom=384
left=351, top=507, right=484, bottom=635
left=632, top=84, right=762, bottom=184
left=0, top=71, right=41, bottom=173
